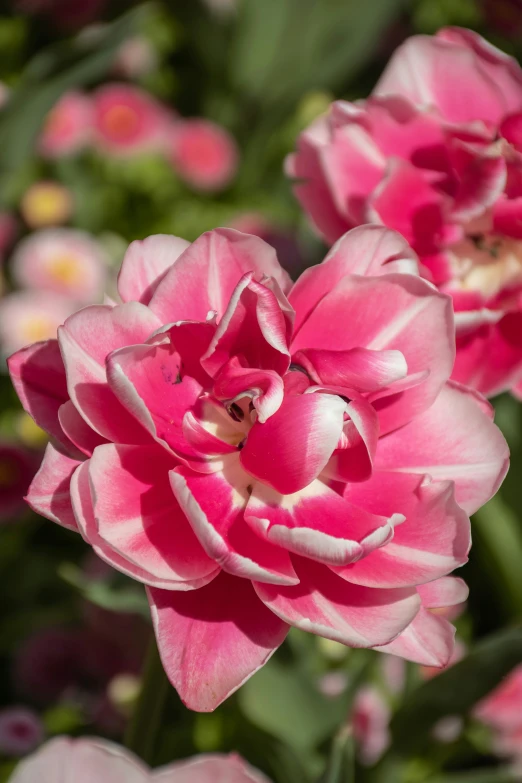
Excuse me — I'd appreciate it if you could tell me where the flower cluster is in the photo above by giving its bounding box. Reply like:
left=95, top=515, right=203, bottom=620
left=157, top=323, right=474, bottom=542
left=288, top=28, right=522, bottom=397
left=9, top=225, right=508, bottom=710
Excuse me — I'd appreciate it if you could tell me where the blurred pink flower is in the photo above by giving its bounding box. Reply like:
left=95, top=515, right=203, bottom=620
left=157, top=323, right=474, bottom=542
left=170, top=119, right=239, bottom=191
left=317, top=671, right=348, bottom=698
left=39, top=92, right=93, bottom=158
left=11, top=229, right=107, bottom=303
left=0, top=291, right=76, bottom=354
left=9, top=737, right=271, bottom=782
left=93, top=84, right=169, bottom=156
left=288, top=28, right=522, bottom=398
left=8, top=225, right=508, bottom=711
left=0, top=708, right=43, bottom=757
left=475, top=664, right=522, bottom=763
left=352, top=686, right=390, bottom=765
left=20, top=182, right=73, bottom=229
left=0, top=443, right=40, bottom=521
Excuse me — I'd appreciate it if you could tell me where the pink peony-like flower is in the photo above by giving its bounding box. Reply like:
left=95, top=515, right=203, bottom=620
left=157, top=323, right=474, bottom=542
left=8, top=225, right=508, bottom=711
left=288, top=28, right=522, bottom=397
left=8, top=737, right=271, bottom=782
left=352, top=686, right=390, bottom=765
left=39, top=92, right=93, bottom=158
left=0, top=291, right=76, bottom=354
left=169, top=119, right=239, bottom=192
left=93, top=84, right=169, bottom=156
left=11, top=229, right=108, bottom=304
left=0, top=708, right=43, bottom=757
left=475, top=664, right=522, bottom=763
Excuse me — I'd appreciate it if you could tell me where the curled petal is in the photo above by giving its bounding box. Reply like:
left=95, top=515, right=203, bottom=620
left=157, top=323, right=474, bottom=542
left=89, top=444, right=218, bottom=588
left=58, top=304, right=160, bottom=443
left=148, top=574, right=289, bottom=712
left=213, top=359, right=285, bottom=422
left=292, top=272, right=454, bottom=434
left=240, top=392, right=346, bottom=494
left=245, top=480, right=398, bottom=566
left=254, top=557, right=420, bottom=648
left=170, top=461, right=299, bottom=585
left=417, top=576, right=469, bottom=608
left=26, top=442, right=81, bottom=530
left=324, top=397, right=380, bottom=483
left=293, top=347, right=407, bottom=393
left=149, top=228, right=291, bottom=324
left=117, top=234, right=190, bottom=305
left=201, top=273, right=291, bottom=378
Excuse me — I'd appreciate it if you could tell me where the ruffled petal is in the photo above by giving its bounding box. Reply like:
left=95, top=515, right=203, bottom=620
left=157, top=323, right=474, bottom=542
left=149, top=228, right=291, bottom=324
left=254, top=557, right=420, bottom=648
left=374, top=381, right=509, bottom=514
left=170, top=460, right=299, bottom=585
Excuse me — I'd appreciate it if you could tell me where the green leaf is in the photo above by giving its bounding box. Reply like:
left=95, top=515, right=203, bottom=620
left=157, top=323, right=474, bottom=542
left=426, top=770, right=518, bottom=783
left=391, top=627, right=522, bottom=754
left=238, top=657, right=352, bottom=751
left=472, top=495, right=522, bottom=619
left=231, top=0, right=406, bottom=112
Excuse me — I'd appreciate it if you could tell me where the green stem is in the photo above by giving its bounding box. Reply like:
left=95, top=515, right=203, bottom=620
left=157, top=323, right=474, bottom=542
left=124, top=635, right=170, bottom=764
left=321, top=726, right=355, bottom=783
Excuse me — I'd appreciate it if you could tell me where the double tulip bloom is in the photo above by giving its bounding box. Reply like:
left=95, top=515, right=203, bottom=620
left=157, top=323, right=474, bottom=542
left=9, top=225, right=507, bottom=711
left=289, top=27, right=522, bottom=397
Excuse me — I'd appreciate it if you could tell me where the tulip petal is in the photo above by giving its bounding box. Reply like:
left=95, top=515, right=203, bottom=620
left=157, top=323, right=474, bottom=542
left=375, top=607, right=456, bottom=667
left=148, top=573, right=289, bottom=711
left=334, top=473, right=470, bottom=587
left=59, top=304, right=160, bottom=443
left=118, top=234, right=190, bottom=305
left=293, top=347, right=407, bottom=393
left=26, top=442, right=81, bottom=530
left=201, top=274, right=291, bottom=378
left=374, top=381, right=509, bottom=514
left=289, top=225, right=418, bottom=335
left=157, top=755, right=272, bottom=783
left=7, top=340, right=76, bottom=455
left=292, top=272, right=454, bottom=434
left=170, top=461, right=299, bottom=585
left=254, top=557, right=420, bottom=648
left=245, top=480, right=397, bottom=566
left=89, top=443, right=218, bottom=588
left=240, top=392, right=346, bottom=494
left=58, top=400, right=108, bottom=457
left=213, top=359, right=284, bottom=422
left=149, top=228, right=291, bottom=324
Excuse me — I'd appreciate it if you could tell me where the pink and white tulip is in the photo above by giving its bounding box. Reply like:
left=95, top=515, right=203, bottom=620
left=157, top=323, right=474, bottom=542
left=169, top=119, right=239, bottom=192
left=475, top=664, right=522, bottom=764
left=8, top=737, right=270, bottom=782
left=8, top=225, right=508, bottom=711
left=39, top=92, right=93, bottom=158
left=288, top=28, right=522, bottom=397
left=93, top=84, right=169, bottom=157
left=11, top=229, right=108, bottom=304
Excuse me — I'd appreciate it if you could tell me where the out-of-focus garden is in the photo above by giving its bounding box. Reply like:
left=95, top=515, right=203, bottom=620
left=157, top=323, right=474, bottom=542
left=1, top=0, right=522, bottom=781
